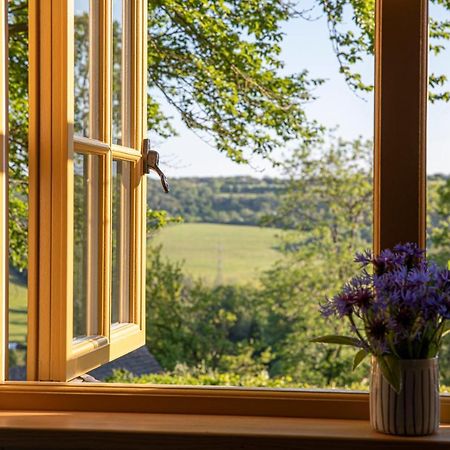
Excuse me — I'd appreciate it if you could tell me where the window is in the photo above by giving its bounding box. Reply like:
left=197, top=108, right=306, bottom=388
left=26, top=0, right=147, bottom=381
left=0, top=0, right=446, bottom=431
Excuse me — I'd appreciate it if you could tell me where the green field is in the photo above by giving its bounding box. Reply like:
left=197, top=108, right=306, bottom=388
left=9, top=271, right=27, bottom=344
left=152, top=223, right=282, bottom=285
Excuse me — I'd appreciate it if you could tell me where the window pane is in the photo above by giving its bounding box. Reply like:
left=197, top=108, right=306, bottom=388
left=140, top=13, right=375, bottom=389
left=74, top=0, right=99, bottom=139
left=73, top=153, right=100, bottom=339
left=427, top=1, right=450, bottom=389
left=112, top=159, right=132, bottom=324
left=112, top=0, right=131, bottom=146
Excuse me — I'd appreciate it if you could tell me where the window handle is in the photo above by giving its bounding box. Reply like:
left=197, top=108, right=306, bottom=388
left=143, top=139, right=169, bottom=193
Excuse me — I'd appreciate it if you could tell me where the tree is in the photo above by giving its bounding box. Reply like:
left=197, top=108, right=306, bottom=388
left=7, top=0, right=450, bottom=269
left=254, top=136, right=373, bottom=385
left=8, top=0, right=28, bottom=272
left=428, top=176, right=450, bottom=267
left=145, top=245, right=266, bottom=373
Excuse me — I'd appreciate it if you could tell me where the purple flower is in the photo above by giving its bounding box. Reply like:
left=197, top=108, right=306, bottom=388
left=393, top=242, right=425, bottom=270
left=354, top=249, right=373, bottom=267
left=319, top=243, right=450, bottom=359
left=407, top=268, right=430, bottom=286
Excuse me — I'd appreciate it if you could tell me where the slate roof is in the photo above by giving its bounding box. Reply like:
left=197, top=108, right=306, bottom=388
left=88, top=345, right=162, bottom=380
left=9, top=345, right=162, bottom=381
left=9, top=365, right=26, bottom=381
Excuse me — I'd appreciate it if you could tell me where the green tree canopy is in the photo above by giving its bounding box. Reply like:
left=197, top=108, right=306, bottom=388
left=7, top=0, right=450, bottom=269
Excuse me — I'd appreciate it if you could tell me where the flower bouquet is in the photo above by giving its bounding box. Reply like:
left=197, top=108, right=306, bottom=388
left=312, top=243, right=450, bottom=435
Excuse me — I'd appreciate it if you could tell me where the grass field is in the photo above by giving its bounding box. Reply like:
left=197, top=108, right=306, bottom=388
left=9, top=271, right=27, bottom=344
left=151, top=223, right=282, bottom=285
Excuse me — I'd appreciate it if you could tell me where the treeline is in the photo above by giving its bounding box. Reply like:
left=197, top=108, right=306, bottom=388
left=147, top=176, right=286, bottom=226
left=148, top=174, right=449, bottom=229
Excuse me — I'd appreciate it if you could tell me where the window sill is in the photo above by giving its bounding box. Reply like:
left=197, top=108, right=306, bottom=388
left=0, top=411, right=449, bottom=449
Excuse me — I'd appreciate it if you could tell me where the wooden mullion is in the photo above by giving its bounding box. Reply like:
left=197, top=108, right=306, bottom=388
left=374, top=0, right=428, bottom=253
left=51, top=0, right=72, bottom=381
left=74, top=136, right=110, bottom=156
left=101, top=0, right=112, bottom=342
left=128, top=0, right=146, bottom=330
left=28, top=0, right=73, bottom=381
left=99, top=0, right=111, bottom=144
left=27, top=0, right=53, bottom=381
left=26, top=0, right=39, bottom=381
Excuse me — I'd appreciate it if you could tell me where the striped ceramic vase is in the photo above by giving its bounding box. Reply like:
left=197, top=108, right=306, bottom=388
left=370, top=357, right=439, bottom=436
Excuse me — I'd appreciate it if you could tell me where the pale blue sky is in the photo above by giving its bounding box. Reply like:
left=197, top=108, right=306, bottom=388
left=149, top=4, right=450, bottom=178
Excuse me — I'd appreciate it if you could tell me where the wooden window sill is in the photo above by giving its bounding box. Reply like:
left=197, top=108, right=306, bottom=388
left=0, top=411, right=449, bottom=449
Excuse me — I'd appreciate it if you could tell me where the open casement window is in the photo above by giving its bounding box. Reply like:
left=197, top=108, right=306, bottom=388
left=27, top=0, right=147, bottom=381
left=0, top=0, right=448, bottom=444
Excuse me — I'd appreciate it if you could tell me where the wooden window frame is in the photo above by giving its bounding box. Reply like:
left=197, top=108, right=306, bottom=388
left=0, top=0, right=445, bottom=436
left=27, top=0, right=147, bottom=382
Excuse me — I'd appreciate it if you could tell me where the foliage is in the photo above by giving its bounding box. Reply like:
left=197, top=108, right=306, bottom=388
left=148, top=176, right=285, bottom=226
left=106, top=365, right=370, bottom=389
left=428, top=176, right=450, bottom=267
left=147, top=0, right=324, bottom=163
left=254, top=138, right=373, bottom=385
left=147, top=208, right=183, bottom=233
left=146, top=246, right=268, bottom=372
left=7, top=0, right=450, bottom=270
left=317, top=0, right=450, bottom=102
left=8, top=0, right=28, bottom=272
left=317, top=0, right=375, bottom=94
left=104, top=364, right=450, bottom=393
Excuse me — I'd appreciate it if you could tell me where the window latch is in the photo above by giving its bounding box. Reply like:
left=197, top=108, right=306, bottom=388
left=143, top=139, right=169, bottom=193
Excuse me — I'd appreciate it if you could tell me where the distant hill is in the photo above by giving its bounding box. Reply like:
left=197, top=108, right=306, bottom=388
left=148, top=174, right=450, bottom=228
left=147, top=176, right=287, bottom=226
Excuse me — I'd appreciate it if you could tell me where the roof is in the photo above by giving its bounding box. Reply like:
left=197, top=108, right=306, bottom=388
left=88, top=346, right=162, bottom=381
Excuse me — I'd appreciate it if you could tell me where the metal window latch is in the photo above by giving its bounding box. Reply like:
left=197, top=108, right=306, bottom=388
left=143, top=139, right=169, bottom=193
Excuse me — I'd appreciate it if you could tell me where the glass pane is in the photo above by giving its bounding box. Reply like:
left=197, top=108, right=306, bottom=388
left=427, top=1, right=450, bottom=389
left=73, top=153, right=100, bottom=338
left=112, top=160, right=132, bottom=324
left=74, top=0, right=99, bottom=138
left=8, top=0, right=29, bottom=379
left=141, top=13, right=375, bottom=389
left=112, top=0, right=122, bottom=144
left=112, top=0, right=131, bottom=146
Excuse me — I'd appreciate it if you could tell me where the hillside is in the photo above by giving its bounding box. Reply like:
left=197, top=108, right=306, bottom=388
left=147, top=176, right=286, bottom=226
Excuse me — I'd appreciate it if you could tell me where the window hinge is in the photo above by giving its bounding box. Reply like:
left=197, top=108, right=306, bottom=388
left=143, top=138, right=169, bottom=193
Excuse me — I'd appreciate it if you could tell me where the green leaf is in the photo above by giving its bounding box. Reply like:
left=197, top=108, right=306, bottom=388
left=441, top=321, right=450, bottom=339
left=352, top=349, right=368, bottom=371
left=310, top=335, right=361, bottom=348
left=377, top=355, right=402, bottom=393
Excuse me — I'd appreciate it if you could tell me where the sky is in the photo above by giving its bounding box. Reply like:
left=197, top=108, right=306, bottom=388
left=149, top=3, right=450, bottom=179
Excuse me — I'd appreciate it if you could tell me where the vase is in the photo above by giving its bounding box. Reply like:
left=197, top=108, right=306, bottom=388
left=370, top=357, right=439, bottom=436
